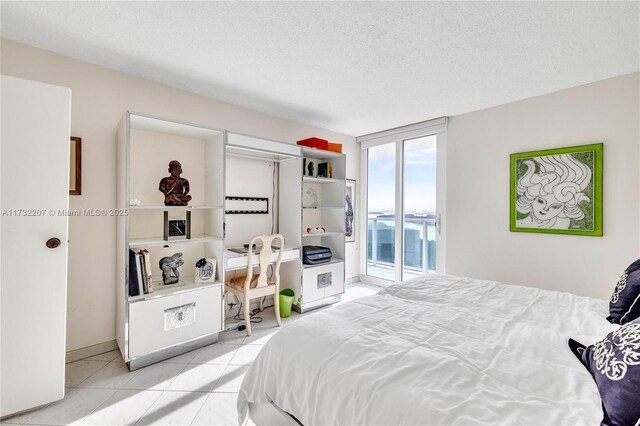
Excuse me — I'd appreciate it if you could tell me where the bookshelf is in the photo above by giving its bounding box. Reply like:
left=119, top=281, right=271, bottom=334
left=116, top=112, right=226, bottom=370
left=279, top=147, right=346, bottom=313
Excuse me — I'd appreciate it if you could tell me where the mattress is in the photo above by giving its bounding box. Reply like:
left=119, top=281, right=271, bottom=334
left=238, top=274, right=616, bottom=425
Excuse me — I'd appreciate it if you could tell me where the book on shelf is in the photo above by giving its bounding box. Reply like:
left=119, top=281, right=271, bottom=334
left=138, top=252, right=148, bottom=294
left=140, top=249, right=154, bottom=294
left=128, top=249, right=141, bottom=297
left=134, top=251, right=144, bottom=294
left=318, top=162, right=328, bottom=178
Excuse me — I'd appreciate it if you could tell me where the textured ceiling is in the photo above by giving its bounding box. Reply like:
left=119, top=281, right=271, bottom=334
left=1, top=1, right=639, bottom=136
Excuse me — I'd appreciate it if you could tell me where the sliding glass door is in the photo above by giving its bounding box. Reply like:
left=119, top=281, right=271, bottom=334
left=361, top=119, right=445, bottom=284
left=402, top=135, right=437, bottom=279
left=366, top=144, right=396, bottom=280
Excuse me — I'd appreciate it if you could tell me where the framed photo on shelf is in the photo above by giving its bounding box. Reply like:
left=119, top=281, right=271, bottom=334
left=510, top=143, right=603, bottom=236
left=195, top=258, right=217, bottom=283
left=69, top=136, right=81, bottom=195
left=345, top=179, right=356, bottom=243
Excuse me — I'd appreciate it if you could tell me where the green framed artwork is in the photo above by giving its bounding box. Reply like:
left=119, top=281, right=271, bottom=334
left=510, top=143, right=603, bottom=236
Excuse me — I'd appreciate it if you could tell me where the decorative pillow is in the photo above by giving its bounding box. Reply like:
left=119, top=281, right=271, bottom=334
left=568, top=318, right=640, bottom=426
left=608, top=259, right=640, bottom=325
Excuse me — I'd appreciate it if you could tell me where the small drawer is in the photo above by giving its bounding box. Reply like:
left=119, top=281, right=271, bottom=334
left=128, top=285, right=222, bottom=358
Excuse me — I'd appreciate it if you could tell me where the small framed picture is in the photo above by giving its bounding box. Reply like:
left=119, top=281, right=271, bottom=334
left=345, top=179, right=356, bottom=242
left=195, top=258, right=217, bottom=283
left=69, top=136, right=81, bottom=195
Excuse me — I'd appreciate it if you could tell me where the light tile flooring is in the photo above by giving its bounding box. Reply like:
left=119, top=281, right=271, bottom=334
left=1, top=282, right=381, bottom=426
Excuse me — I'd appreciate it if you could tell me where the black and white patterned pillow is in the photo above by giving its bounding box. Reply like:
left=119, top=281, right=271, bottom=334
left=569, top=318, right=640, bottom=426
left=608, top=259, right=640, bottom=325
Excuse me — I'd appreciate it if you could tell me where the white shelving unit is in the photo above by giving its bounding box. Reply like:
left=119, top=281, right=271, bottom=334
left=128, top=235, right=222, bottom=248
left=280, top=147, right=347, bottom=312
left=116, top=112, right=226, bottom=370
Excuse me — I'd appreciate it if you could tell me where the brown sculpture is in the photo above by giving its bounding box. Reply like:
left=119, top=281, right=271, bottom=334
left=159, top=160, right=192, bottom=206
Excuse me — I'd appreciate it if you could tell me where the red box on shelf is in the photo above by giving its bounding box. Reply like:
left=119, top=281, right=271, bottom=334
left=297, top=137, right=329, bottom=150
left=328, top=143, right=342, bottom=153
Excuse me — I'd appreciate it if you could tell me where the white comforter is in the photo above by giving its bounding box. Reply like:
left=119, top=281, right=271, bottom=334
left=238, top=274, right=616, bottom=425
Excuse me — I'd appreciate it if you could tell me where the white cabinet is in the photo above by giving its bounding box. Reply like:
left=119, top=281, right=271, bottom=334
left=1, top=76, right=71, bottom=417
left=302, top=261, right=345, bottom=303
left=129, top=285, right=222, bottom=358
left=117, top=112, right=226, bottom=370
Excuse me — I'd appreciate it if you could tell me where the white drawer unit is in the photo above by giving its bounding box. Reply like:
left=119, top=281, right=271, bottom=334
left=301, top=261, right=344, bottom=305
left=128, top=284, right=223, bottom=359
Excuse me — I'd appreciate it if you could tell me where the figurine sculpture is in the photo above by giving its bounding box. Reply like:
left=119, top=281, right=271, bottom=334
left=159, top=160, right=192, bottom=206
left=159, top=252, right=184, bottom=285
left=305, top=187, right=320, bottom=208
left=307, top=161, right=314, bottom=177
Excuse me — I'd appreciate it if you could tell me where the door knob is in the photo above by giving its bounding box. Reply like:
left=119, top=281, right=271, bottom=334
left=46, top=238, right=61, bottom=249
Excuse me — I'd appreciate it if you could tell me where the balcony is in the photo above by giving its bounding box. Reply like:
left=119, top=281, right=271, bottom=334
left=367, top=216, right=436, bottom=281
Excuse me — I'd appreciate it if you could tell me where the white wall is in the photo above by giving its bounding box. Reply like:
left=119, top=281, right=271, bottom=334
left=446, top=72, right=640, bottom=300
left=1, top=39, right=360, bottom=351
left=225, top=155, right=277, bottom=247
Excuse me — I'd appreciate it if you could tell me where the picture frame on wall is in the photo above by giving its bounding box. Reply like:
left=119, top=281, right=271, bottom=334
left=345, top=179, right=356, bottom=243
left=510, top=143, right=603, bottom=236
left=69, top=136, right=81, bottom=195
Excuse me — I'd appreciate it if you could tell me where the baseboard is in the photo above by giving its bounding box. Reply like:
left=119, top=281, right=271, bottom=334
left=66, top=340, right=118, bottom=364
left=127, top=334, right=217, bottom=371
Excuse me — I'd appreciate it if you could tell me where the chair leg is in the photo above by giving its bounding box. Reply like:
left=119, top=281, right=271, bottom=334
left=274, top=288, right=282, bottom=327
left=244, top=297, right=252, bottom=337
left=259, top=297, right=264, bottom=312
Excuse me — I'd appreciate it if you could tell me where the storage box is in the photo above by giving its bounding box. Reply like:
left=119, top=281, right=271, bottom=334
left=328, top=142, right=342, bottom=153
left=297, top=137, right=329, bottom=150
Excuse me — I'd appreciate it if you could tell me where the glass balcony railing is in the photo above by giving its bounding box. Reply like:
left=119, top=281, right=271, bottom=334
left=367, top=216, right=436, bottom=274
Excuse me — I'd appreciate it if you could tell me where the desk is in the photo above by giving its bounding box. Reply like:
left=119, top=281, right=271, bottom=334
left=224, top=246, right=301, bottom=271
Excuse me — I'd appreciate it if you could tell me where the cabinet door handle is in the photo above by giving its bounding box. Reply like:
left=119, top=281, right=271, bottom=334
left=46, top=238, right=61, bottom=249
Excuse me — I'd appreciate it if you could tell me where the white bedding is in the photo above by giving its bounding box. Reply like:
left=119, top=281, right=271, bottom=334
left=238, top=274, right=616, bottom=425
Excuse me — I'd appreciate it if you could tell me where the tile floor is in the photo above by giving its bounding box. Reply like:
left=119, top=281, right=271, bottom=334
left=1, top=282, right=381, bottom=426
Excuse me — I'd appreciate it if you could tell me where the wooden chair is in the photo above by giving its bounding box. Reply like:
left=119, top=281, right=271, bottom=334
left=225, top=234, right=284, bottom=336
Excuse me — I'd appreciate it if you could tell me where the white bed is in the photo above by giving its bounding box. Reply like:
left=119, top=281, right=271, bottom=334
left=238, top=274, right=615, bottom=425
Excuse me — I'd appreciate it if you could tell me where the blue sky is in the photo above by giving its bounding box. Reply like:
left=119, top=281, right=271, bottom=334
left=368, top=136, right=436, bottom=213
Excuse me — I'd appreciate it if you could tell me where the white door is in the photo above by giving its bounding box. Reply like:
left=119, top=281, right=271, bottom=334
left=1, top=76, right=71, bottom=417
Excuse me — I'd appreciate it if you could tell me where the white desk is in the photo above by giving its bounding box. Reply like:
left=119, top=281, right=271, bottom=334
left=224, top=246, right=301, bottom=271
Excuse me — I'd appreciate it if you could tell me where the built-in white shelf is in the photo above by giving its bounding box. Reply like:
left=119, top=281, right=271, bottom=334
left=301, top=147, right=345, bottom=160
left=118, top=111, right=226, bottom=369
left=302, top=231, right=345, bottom=238
left=129, top=235, right=222, bottom=248
left=129, top=205, right=223, bottom=210
left=277, top=144, right=346, bottom=313
left=302, top=258, right=345, bottom=269
left=303, top=206, right=343, bottom=210
left=226, top=145, right=299, bottom=162
left=129, top=280, right=223, bottom=303
left=303, top=176, right=345, bottom=184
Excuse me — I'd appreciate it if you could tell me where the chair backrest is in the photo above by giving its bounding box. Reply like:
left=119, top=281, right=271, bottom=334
left=245, top=234, right=285, bottom=289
